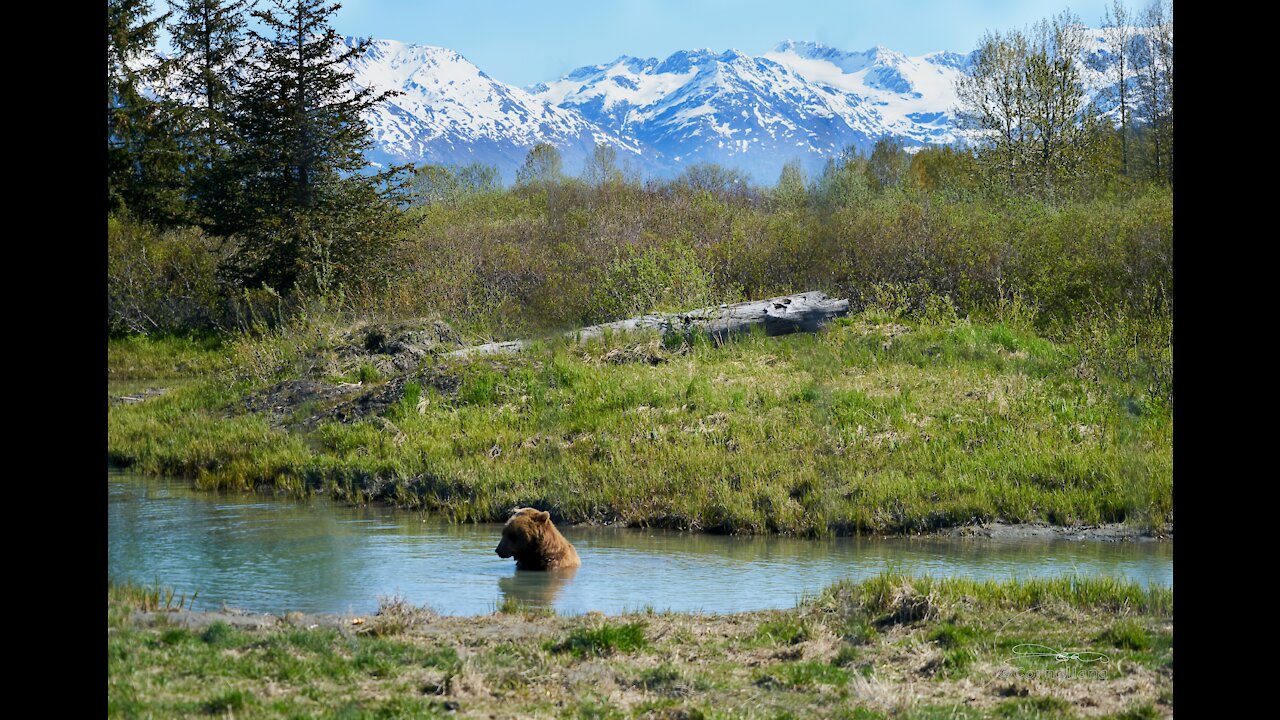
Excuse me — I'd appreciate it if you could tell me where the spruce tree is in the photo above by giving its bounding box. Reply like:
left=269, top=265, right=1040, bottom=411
left=108, top=0, right=187, bottom=224
left=164, top=0, right=253, bottom=219
left=213, top=0, right=408, bottom=295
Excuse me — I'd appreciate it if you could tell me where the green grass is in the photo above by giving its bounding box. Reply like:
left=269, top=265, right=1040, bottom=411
left=108, top=310, right=1172, bottom=537
left=753, top=617, right=815, bottom=646
left=108, top=578, right=198, bottom=612
left=548, top=621, right=648, bottom=657
left=755, top=660, right=853, bottom=689
left=814, top=573, right=1172, bottom=616
left=109, top=573, right=1171, bottom=718
left=108, top=333, right=228, bottom=381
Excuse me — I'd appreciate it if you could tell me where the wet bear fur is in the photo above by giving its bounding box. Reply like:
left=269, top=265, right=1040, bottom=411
left=495, top=507, right=581, bottom=570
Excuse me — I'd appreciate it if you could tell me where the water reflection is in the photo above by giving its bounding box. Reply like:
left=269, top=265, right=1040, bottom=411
left=109, top=472, right=1172, bottom=616
left=498, top=567, right=579, bottom=609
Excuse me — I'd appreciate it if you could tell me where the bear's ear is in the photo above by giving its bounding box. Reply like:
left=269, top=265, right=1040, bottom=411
left=533, top=510, right=551, bottom=523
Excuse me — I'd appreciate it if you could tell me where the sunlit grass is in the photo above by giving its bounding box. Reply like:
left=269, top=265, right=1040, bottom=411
left=108, top=312, right=1172, bottom=536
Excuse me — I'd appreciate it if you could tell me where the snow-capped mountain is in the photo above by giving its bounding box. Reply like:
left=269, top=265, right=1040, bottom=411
left=341, top=38, right=642, bottom=178
left=528, top=41, right=974, bottom=180
left=332, top=31, right=1147, bottom=182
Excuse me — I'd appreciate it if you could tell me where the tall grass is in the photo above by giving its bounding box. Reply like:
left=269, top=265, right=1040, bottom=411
left=108, top=309, right=1172, bottom=536
left=812, top=572, right=1173, bottom=616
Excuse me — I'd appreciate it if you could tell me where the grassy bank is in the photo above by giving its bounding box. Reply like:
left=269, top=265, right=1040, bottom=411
left=108, top=573, right=1173, bottom=719
left=107, top=305, right=1171, bottom=537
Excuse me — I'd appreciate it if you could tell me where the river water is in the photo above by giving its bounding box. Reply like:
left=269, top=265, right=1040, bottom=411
left=108, top=471, right=1172, bottom=616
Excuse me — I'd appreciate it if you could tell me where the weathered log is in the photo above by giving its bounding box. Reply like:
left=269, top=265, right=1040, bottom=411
left=448, top=291, right=850, bottom=359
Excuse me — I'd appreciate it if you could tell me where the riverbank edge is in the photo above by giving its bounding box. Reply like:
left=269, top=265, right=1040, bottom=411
left=108, top=573, right=1174, bottom=719
left=108, top=464, right=1172, bottom=543
left=109, top=313, right=1173, bottom=541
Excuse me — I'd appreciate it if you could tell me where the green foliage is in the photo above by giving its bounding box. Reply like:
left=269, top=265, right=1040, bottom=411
left=908, top=146, right=981, bottom=197
left=673, top=163, right=754, bottom=201
left=814, top=146, right=873, bottom=209
left=208, top=0, right=409, bottom=295
left=494, top=596, right=554, bottom=618
left=581, top=143, right=628, bottom=187
left=410, top=162, right=500, bottom=207
left=110, top=307, right=1172, bottom=535
left=1060, top=286, right=1172, bottom=404
left=753, top=618, right=814, bottom=646
left=109, top=578, right=199, bottom=612
left=108, top=215, right=228, bottom=335
left=515, top=143, right=564, bottom=187
left=550, top=621, right=648, bottom=657
left=1133, top=1, right=1174, bottom=185
left=108, top=150, right=1172, bottom=339
left=814, top=573, right=1172, bottom=616
left=956, top=12, right=1099, bottom=197
left=199, top=621, right=243, bottom=648
left=770, top=159, right=810, bottom=210
left=754, top=661, right=851, bottom=689
left=867, top=138, right=909, bottom=191
left=590, top=235, right=714, bottom=321
left=164, top=0, right=253, bottom=220
left=108, top=0, right=189, bottom=225
left=204, top=689, right=253, bottom=714
left=928, top=623, right=982, bottom=649
left=993, top=696, right=1073, bottom=719
left=1094, top=620, right=1154, bottom=651
left=1106, top=704, right=1161, bottom=720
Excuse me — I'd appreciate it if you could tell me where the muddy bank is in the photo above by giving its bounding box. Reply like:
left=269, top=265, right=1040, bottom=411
left=109, top=386, right=172, bottom=405
left=942, top=521, right=1173, bottom=542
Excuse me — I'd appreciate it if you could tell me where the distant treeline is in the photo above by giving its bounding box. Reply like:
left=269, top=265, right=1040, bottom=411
left=108, top=1, right=1172, bottom=339
left=110, top=143, right=1171, bottom=339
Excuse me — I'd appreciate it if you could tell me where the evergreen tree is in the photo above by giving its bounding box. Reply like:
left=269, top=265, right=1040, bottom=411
left=212, top=0, right=409, bottom=294
left=164, top=0, right=254, bottom=218
left=108, top=0, right=187, bottom=224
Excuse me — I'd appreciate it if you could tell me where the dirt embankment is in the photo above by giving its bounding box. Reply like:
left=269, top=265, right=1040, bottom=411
left=239, top=320, right=471, bottom=429
left=944, top=521, right=1172, bottom=542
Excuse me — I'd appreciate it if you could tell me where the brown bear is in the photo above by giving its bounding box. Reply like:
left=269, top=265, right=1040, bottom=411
left=495, top=507, right=581, bottom=570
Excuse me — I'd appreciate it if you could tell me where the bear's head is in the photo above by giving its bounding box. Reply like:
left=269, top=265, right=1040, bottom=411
left=495, top=507, right=552, bottom=560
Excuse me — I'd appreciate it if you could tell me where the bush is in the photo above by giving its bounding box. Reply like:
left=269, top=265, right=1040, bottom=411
left=108, top=214, right=225, bottom=335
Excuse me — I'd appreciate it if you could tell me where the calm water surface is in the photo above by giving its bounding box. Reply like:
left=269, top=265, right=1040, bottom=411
left=108, top=472, right=1172, bottom=616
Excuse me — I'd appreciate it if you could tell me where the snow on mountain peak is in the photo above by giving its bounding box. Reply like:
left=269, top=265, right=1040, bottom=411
left=333, top=30, right=1140, bottom=182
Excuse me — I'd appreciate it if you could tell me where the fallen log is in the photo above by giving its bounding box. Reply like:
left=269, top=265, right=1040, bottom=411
left=448, top=291, right=850, bottom=359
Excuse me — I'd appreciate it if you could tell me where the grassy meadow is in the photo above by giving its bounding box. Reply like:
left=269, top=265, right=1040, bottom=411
left=108, top=573, right=1173, bottom=719
left=108, top=293, right=1171, bottom=537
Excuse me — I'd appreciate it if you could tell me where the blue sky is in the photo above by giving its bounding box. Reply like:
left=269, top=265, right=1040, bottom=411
left=327, top=0, right=1121, bottom=87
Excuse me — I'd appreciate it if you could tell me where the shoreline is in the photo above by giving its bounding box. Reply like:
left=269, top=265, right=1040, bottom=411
left=110, top=466, right=1172, bottom=543
left=109, top=314, right=1173, bottom=542
left=110, top=573, right=1174, bottom=718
